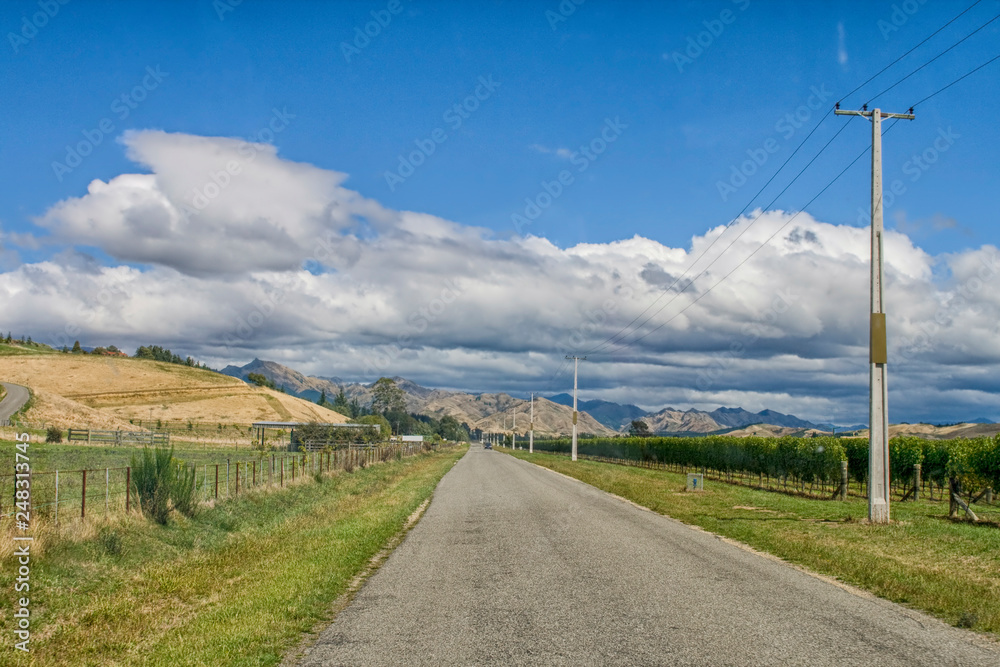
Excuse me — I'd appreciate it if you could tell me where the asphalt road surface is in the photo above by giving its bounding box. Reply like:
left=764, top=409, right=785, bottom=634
left=298, top=443, right=1000, bottom=666
left=0, top=382, right=29, bottom=423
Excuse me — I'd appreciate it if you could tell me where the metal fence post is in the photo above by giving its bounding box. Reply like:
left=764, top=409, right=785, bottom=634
left=126, top=467, right=130, bottom=513
left=215, top=464, right=219, bottom=500
left=55, top=469, right=59, bottom=525
left=226, top=459, right=230, bottom=498
left=81, top=469, right=87, bottom=519
left=105, top=468, right=109, bottom=514
left=235, top=462, right=239, bottom=496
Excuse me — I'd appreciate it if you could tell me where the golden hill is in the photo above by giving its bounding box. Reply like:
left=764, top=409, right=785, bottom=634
left=0, top=354, right=348, bottom=429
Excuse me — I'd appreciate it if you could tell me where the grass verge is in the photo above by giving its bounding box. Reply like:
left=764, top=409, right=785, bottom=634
left=505, top=448, right=1000, bottom=637
left=0, top=444, right=466, bottom=665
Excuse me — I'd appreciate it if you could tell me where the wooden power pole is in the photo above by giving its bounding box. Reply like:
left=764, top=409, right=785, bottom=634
left=835, top=104, right=914, bottom=524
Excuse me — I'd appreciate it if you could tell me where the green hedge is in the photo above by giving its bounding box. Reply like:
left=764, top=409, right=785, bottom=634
left=528, top=434, right=1000, bottom=494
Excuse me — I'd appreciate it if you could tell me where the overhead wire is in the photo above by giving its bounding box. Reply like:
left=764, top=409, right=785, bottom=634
left=911, top=52, right=1000, bottom=107
left=579, top=4, right=987, bottom=360
left=602, top=120, right=901, bottom=356
left=837, top=0, right=984, bottom=104
left=865, top=9, right=1000, bottom=105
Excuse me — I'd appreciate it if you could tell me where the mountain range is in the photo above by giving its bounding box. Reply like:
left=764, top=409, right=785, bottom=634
left=220, top=359, right=870, bottom=436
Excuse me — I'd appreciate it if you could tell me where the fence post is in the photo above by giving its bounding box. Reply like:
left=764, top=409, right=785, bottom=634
left=227, top=459, right=230, bottom=498
left=987, top=487, right=994, bottom=505
left=840, top=461, right=848, bottom=500
left=126, top=467, right=130, bottom=513
left=55, top=470, right=59, bottom=525
left=215, top=464, right=219, bottom=500
left=81, top=469, right=86, bottom=519
left=281, top=458, right=284, bottom=487
left=105, top=468, right=109, bottom=514
left=235, top=462, right=239, bottom=496
left=253, top=460, right=256, bottom=487
left=913, top=464, right=921, bottom=502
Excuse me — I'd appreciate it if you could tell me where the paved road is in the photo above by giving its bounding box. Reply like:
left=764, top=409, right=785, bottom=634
left=298, top=443, right=1000, bottom=666
left=0, top=382, right=29, bottom=423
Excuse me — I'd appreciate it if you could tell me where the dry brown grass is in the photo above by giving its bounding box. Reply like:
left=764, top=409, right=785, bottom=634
left=0, top=354, right=348, bottom=429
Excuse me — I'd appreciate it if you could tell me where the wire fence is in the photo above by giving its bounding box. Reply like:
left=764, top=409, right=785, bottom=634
left=2, top=441, right=446, bottom=525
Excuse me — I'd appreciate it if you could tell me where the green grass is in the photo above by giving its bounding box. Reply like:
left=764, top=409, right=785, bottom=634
left=505, top=448, right=1000, bottom=637
left=0, top=444, right=466, bottom=666
left=0, top=342, right=57, bottom=356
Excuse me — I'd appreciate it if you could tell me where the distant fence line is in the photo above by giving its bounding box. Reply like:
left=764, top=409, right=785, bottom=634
left=1, top=441, right=448, bottom=525
left=67, top=429, right=170, bottom=446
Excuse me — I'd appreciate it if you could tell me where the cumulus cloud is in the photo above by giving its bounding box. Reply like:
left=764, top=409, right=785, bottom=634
left=5, top=130, right=1000, bottom=423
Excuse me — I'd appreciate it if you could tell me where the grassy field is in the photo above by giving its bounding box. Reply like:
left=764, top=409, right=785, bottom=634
left=0, top=443, right=466, bottom=666
left=504, top=448, right=1000, bottom=637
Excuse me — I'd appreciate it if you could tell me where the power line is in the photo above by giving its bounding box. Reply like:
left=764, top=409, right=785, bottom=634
left=588, top=117, right=857, bottom=357
left=577, top=4, right=980, bottom=360
left=838, top=0, right=984, bottom=104
left=912, top=52, right=1000, bottom=107
left=865, top=9, right=1000, bottom=105
left=603, top=121, right=900, bottom=356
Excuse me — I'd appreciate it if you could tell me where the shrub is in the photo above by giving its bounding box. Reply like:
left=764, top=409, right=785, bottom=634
left=130, top=445, right=175, bottom=525
left=171, top=461, right=199, bottom=518
left=45, top=426, right=63, bottom=443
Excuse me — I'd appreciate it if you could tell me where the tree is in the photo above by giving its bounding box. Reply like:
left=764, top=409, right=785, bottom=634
left=71, top=340, right=82, bottom=354
left=318, top=389, right=328, bottom=406
left=371, top=378, right=406, bottom=416
left=629, top=420, right=652, bottom=437
left=332, top=389, right=352, bottom=415
left=246, top=372, right=275, bottom=389
left=353, top=414, right=392, bottom=442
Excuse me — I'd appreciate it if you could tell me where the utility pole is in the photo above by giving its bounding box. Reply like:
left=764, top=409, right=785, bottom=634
left=529, top=392, right=534, bottom=454
left=565, top=356, right=586, bottom=461
left=512, top=403, right=517, bottom=450
left=835, top=104, right=914, bottom=524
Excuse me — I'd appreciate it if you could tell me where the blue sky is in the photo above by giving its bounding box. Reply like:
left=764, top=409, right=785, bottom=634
left=2, top=0, right=999, bottom=424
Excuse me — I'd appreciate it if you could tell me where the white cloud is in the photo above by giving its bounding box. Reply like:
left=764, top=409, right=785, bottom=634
left=5, top=130, right=1000, bottom=423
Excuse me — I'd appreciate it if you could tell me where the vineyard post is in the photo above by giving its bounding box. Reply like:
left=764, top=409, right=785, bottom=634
left=913, top=464, right=921, bottom=502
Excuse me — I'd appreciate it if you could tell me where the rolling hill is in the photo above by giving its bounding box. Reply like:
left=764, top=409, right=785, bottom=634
left=0, top=353, right=349, bottom=429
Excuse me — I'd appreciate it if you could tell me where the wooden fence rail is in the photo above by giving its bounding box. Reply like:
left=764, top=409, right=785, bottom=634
left=67, top=429, right=170, bottom=446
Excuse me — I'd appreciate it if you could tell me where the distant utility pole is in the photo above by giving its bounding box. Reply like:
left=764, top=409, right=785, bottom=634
left=565, top=356, right=586, bottom=461
left=512, top=404, right=517, bottom=450
left=835, top=104, right=914, bottom=524
left=529, top=392, right=534, bottom=454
